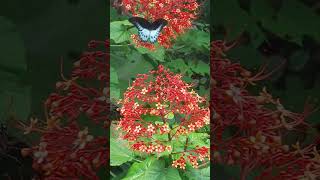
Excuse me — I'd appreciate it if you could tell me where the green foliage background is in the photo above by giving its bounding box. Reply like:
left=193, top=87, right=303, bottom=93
left=0, top=0, right=107, bottom=178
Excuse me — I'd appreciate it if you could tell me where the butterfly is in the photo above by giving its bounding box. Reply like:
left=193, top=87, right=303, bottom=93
left=129, top=17, right=168, bottom=43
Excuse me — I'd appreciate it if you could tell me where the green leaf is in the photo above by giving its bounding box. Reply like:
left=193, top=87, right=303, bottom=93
left=141, top=114, right=162, bottom=122
left=173, top=132, right=209, bottom=152
left=164, top=112, right=174, bottom=120
left=184, top=166, right=210, bottom=180
left=123, top=157, right=181, bottom=180
left=110, top=66, right=120, bottom=102
left=153, top=133, right=169, bottom=141
left=110, top=126, right=134, bottom=166
left=177, top=30, right=210, bottom=51
left=188, top=132, right=210, bottom=147
left=136, top=45, right=166, bottom=62
left=110, top=20, right=131, bottom=43
left=189, top=61, right=209, bottom=76
left=110, top=52, right=154, bottom=97
left=165, top=59, right=190, bottom=75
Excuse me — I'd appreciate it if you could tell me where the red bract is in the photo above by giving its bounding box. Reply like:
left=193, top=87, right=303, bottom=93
left=122, top=0, right=199, bottom=49
left=116, top=65, right=210, bottom=169
left=20, top=40, right=109, bottom=179
left=211, top=40, right=320, bottom=179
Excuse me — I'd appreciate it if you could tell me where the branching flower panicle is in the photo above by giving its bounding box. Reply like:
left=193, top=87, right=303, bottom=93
left=117, top=65, right=210, bottom=169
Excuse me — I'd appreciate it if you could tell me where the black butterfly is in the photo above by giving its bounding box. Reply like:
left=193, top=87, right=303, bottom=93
left=129, top=17, right=168, bottom=43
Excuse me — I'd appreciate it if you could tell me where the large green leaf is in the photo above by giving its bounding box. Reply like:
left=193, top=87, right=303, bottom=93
left=136, top=45, right=166, bottom=62
left=110, top=132, right=134, bottom=166
left=110, top=20, right=131, bottom=43
left=189, top=61, right=209, bottom=76
left=184, top=166, right=210, bottom=180
left=123, top=157, right=181, bottom=180
left=110, top=52, right=154, bottom=97
left=176, top=30, right=210, bottom=51
left=165, top=58, right=190, bottom=75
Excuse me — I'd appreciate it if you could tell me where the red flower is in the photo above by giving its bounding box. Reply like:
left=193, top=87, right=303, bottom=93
left=122, top=0, right=199, bottom=49
left=116, top=65, right=210, bottom=169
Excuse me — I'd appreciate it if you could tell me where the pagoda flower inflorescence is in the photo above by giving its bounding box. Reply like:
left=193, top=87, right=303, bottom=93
left=116, top=65, right=210, bottom=169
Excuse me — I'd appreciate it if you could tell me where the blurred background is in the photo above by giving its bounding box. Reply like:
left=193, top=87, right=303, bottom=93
left=212, top=0, right=320, bottom=179
left=0, top=0, right=107, bottom=178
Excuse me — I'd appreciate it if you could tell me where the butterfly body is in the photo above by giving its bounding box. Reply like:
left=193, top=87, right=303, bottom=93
left=129, top=17, right=168, bottom=43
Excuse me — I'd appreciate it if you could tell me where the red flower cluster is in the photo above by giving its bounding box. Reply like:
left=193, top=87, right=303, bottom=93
left=211, top=40, right=320, bottom=179
left=20, top=40, right=109, bottom=179
left=116, top=65, right=210, bottom=169
left=122, top=0, right=199, bottom=49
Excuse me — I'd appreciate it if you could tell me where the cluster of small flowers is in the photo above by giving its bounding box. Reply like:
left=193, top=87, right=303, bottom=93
left=131, top=141, right=172, bottom=154
left=20, top=40, right=109, bottom=179
left=122, top=0, right=199, bottom=49
left=211, top=40, right=320, bottom=179
left=117, top=65, right=210, bottom=168
left=172, top=156, right=187, bottom=169
left=172, top=146, right=209, bottom=169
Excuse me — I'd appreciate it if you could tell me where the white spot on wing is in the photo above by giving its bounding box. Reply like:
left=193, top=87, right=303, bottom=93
left=139, top=29, right=150, bottom=42
left=149, top=25, right=162, bottom=43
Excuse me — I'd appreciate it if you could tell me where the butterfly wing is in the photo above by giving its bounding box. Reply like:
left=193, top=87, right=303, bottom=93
left=149, top=19, right=168, bottom=43
left=129, top=17, right=152, bottom=42
left=138, top=28, right=150, bottom=42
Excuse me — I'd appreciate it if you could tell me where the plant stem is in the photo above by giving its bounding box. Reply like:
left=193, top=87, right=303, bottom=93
left=133, top=158, right=142, bottom=163
left=184, top=137, right=189, bottom=151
